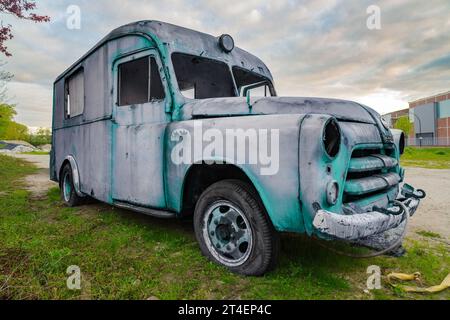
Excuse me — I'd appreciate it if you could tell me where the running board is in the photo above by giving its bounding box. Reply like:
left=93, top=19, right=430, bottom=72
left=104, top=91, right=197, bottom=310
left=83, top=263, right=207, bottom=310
left=113, top=201, right=176, bottom=219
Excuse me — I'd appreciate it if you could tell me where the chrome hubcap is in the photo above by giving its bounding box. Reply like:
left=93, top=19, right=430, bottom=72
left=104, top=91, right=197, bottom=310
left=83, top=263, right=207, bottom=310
left=203, top=201, right=252, bottom=267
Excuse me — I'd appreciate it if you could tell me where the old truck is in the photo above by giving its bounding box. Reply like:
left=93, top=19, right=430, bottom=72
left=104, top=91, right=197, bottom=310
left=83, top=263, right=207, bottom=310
left=51, top=21, right=425, bottom=275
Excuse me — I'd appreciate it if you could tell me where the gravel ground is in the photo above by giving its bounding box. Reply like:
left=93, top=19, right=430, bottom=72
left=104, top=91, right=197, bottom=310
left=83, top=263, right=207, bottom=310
left=12, top=154, right=450, bottom=240
left=404, top=167, right=450, bottom=240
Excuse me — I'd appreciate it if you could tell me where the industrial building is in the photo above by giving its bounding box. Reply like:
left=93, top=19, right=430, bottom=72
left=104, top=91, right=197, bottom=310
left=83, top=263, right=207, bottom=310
left=383, top=91, right=450, bottom=146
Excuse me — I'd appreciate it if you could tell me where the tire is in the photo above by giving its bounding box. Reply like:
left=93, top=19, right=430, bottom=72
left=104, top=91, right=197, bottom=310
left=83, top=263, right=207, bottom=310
left=194, top=179, right=280, bottom=276
left=60, top=164, right=83, bottom=207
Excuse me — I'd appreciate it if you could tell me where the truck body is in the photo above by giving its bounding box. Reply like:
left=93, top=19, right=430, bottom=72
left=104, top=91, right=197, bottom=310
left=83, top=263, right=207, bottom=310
left=51, top=21, right=424, bottom=275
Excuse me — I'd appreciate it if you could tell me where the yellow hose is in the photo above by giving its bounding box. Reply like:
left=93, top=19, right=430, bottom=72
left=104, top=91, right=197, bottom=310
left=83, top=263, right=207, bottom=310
left=387, top=272, right=450, bottom=293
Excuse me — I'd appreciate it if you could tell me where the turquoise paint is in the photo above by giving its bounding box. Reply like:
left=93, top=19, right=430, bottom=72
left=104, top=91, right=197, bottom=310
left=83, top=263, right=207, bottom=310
left=303, top=136, right=401, bottom=238
left=178, top=156, right=304, bottom=233
left=109, top=121, right=117, bottom=204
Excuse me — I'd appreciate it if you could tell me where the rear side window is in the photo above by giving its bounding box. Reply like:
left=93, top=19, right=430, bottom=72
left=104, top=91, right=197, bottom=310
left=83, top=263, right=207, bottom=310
left=118, top=56, right=165, bottom=106
left=65, top=69, right=84, bottom=118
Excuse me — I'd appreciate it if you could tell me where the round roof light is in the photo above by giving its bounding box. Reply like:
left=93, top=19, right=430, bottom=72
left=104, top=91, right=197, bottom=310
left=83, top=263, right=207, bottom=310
left=219, top=34, right=234, bottom=53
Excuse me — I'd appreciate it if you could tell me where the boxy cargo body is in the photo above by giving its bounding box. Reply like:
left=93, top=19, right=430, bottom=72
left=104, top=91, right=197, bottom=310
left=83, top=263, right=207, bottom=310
left=51, top=21, right=273, bottom=211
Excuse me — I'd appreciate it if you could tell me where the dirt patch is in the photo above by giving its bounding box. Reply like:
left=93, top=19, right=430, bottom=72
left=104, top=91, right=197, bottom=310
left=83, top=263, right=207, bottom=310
left=10, top=154, right=57, bottom=198
left=404, top=167, right=450, bottom=241
left=24, top=168, right=57, bottom=198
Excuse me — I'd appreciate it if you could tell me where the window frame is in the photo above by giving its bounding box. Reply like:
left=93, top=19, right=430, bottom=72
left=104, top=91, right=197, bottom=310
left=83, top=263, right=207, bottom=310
left=171, top=52, right=239, bottom=100
left=64, top=67, right=85, bottom=119
left=232, top=66, right=276, bottom=97
left=116, top=54, right=166, bottom=107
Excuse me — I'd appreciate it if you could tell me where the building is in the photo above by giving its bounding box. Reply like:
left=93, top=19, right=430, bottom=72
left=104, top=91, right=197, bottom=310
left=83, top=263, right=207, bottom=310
left=382, top=91, right=450, bottom=146
left=382, top=108, right=409, bottom=128
left=409, top=91, right=450, bottom=146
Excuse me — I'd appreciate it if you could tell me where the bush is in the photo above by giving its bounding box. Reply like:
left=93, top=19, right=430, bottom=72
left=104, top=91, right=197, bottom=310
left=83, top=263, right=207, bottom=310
left=28, top=128, right=51, bottom=146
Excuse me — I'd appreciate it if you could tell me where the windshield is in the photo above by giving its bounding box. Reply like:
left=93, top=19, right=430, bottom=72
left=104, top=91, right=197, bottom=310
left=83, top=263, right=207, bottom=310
left=172, top=53, right=274, bottom=99
left=172, top=53, right=236, bottom=99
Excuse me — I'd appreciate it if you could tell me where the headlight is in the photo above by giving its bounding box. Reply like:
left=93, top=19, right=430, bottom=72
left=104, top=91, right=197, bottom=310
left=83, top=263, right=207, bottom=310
left=323, top=118, right=341, bottom=158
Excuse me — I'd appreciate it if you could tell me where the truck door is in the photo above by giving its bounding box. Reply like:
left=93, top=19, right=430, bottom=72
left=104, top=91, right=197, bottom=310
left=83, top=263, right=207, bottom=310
left=111, top=50, right=171, bottom=208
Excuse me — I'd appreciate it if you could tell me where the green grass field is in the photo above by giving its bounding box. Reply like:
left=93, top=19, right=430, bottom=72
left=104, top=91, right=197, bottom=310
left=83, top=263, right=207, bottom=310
left=0, top=154, right=448, bottom=300
left=20, top=151, right=50, bottom=155
left=401, top=147, right=450, bottom=169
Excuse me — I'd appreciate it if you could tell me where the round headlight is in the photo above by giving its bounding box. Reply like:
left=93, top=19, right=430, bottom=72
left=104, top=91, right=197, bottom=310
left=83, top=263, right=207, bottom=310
left=219, top=34, right=234, bottom=53
left=323, top=118, right=341, bottom=158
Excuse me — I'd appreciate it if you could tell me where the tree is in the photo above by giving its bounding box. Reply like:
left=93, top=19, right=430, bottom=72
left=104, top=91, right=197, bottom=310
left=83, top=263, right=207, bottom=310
left=3, top=119, right=28, bottom=140
left=0, top=61, right=13, bottom=100
left=0, top=0, right=50, bottom=57
left=0, top=102, right=16, bottom=121
left=28, top=127, right=51, bottom=145
left=394, top=116, right=413, bottom=137
left=0, top=102, right=31, bottom=141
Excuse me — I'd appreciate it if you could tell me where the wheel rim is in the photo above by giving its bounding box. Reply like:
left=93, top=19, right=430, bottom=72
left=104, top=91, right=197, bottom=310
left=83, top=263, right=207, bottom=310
left=202, top=201, right=253, bottom=267
left=63, top=173, right=72, bottom=202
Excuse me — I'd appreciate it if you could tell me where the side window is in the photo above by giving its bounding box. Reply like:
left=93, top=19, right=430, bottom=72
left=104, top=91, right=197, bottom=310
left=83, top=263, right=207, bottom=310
left=118, top=56, right=165, bottom=106
left=65, top=69, right=84, bottom=118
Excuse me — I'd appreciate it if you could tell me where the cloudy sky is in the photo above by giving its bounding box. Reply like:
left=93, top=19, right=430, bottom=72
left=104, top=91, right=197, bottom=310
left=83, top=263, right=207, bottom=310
left=1, top=0, right=449, bottom=128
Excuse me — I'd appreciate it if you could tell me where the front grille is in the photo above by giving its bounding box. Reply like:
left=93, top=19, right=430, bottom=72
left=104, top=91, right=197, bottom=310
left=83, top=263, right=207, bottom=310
left=344, top=147, right=400, bottom=204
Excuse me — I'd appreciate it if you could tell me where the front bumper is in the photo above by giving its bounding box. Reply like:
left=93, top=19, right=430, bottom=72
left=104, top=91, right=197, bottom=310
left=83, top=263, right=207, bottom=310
left=312, top=184, right=425, bottom=241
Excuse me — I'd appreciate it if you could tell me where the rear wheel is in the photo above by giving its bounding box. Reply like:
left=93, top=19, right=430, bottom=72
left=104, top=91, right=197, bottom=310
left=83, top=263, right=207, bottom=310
left=194, top=179, right=279, bottom=276
left=60, top=164, right=83, bottom=207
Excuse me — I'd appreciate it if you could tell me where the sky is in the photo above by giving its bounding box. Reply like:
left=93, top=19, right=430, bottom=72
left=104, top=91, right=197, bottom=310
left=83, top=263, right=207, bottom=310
left=1, top=0, right=449, bottom=129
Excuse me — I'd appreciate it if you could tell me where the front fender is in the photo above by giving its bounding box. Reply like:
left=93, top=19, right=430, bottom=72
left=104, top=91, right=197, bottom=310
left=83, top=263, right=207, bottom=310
left=164, top=114, right=307, bottom=233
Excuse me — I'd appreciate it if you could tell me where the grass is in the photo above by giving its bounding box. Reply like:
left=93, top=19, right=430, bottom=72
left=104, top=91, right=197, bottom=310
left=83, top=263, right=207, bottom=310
left=21, top=151, right=49, bottom=155
left=416, top=230, right=442, bottom=239
left=401, top=147, right=450, bottom=169
left=0, top=154, right=449, bottom=300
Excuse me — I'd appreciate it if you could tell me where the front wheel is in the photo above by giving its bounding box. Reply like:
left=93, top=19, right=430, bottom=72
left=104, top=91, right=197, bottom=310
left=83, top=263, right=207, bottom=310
left=194, top=180, right=279, bottom=276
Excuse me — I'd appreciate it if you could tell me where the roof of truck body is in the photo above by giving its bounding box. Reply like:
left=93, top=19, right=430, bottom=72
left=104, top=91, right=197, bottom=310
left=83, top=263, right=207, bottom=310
left=55, top=20, right=273, bottom=83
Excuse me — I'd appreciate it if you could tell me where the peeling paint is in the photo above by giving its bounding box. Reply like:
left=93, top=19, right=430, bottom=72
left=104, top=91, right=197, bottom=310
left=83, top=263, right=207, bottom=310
left=50, top=21, right=424, bottom=245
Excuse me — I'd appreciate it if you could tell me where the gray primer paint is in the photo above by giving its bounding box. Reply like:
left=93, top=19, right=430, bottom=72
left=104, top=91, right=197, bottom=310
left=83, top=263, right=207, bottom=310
left=51, top=21, right=423, bottom=242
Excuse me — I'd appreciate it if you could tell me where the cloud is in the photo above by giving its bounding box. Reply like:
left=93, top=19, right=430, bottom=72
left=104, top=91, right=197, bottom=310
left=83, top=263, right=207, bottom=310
left=8, top=81, right=53, bottom=128
left=416, top=54, right=450, bottom=71
left=1, top=0, right=449, bottom=127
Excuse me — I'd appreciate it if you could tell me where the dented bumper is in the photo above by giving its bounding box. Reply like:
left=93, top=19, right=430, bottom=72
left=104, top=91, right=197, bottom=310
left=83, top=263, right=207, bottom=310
left=312, top=184, right=425, bottom=241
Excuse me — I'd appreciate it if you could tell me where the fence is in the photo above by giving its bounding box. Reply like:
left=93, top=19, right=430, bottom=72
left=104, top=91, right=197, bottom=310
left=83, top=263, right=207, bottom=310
left=407, top=137, right=450, bottom=147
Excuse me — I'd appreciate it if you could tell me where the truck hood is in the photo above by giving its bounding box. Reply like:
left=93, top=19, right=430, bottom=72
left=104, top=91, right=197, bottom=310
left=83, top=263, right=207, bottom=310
left=180, top=97, right=379, bottom=124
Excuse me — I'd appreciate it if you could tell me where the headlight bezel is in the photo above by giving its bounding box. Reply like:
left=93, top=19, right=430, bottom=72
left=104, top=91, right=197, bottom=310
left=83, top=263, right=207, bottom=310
left=322, top=118, right=341, bottom=159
